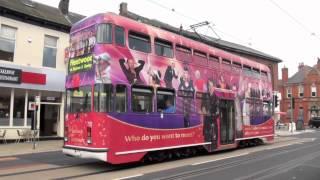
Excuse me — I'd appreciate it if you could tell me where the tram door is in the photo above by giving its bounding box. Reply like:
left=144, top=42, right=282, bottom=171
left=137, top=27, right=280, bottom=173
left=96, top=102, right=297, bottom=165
left=219, top=100, right=235, bottom=144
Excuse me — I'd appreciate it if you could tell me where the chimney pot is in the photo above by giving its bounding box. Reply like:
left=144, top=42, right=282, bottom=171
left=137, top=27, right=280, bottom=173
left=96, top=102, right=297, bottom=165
left=120, top=2, right=128, bottom=15
left=59, top=0, right=69, bottom=15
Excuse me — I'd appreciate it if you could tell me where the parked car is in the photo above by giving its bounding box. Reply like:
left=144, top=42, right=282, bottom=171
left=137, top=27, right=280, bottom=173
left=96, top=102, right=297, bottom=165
left=309, top=117, right=320, bottom=128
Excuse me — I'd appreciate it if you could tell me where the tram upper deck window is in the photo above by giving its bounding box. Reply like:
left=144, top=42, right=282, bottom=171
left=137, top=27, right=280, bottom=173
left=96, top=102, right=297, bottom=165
left=67, top=86, right=92, bottom=113
left=157, top=88, right=175, bottom=113
left=94, top=84, right=113, bottom=112
left=155, top=38, right=173, bottom=58
left=115, top=26, right=125, bottom=46
left=132, top=86, right=153, bottom=113
left=97, top=24, right=112, bottom=44
left=232, top=62, right=242, bottom=68
left=209, top=55, right=219, bottom=62
left=222, top=58, right=231, bottom=65
left=175, top=44, right=192, bottom=62
left=128, top=31, right=151, bottom=53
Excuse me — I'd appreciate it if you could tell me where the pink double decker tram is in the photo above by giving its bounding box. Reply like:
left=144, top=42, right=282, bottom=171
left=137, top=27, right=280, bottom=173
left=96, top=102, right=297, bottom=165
left=63, top=12, right=274, bottom=164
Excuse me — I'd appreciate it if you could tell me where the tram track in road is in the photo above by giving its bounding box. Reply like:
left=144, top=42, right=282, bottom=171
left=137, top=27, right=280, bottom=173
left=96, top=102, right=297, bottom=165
left=140, top=141, right=320, bottom=180
left=50, top=138, right=317, bottom=180
left=0, top=161, right=111, bottom=178
left=0, top=137, right=313, bottom=179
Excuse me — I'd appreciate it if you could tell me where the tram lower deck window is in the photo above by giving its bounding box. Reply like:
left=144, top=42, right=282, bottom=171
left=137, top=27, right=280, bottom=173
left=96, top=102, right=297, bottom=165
left=67, top=86, right=92, bottom=113
left=157, top=89, right=175, bottom=113
left=116, top=85, right=127, bottom=112
left=132, top=86, right=153, bottom=113
left=94, top=84, right=113, bottom=112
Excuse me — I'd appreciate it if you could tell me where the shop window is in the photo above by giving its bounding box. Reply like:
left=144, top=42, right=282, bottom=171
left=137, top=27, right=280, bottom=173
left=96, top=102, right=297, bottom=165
left=115, top=26, right=125, bottom=46
left=97, top=23, right=112, bottom=44
left=132, top=86, right=153, bottom=113
left=156, top=88, right=175, bottom=113
left=115, top=85, right=127, bottom=113
left=0, top=88, right=11, bottom=126
left=128, top=31, right=151, bottom=53
left=94, top=84, right=113, bottom=112
left=0, top=25, right=16, bottom=62
left=67, top=86, right=92, bottom=113
left=43, top=35, right=58, bottom=68
left=155, top=38, right=173, bottom=58
left=13, top=89, right=26, bottom=126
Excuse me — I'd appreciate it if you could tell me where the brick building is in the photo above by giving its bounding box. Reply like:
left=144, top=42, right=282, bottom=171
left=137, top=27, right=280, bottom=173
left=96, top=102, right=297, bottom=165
left=278, top=59, right=320, bottom=125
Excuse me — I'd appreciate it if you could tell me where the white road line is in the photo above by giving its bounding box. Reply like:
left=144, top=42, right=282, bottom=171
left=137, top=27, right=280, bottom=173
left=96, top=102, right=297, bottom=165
left=114, top=174, right=144, bottom=180
left=266, top=143, right=294, bottom=150
left=191, top=152, right=249, bottom=166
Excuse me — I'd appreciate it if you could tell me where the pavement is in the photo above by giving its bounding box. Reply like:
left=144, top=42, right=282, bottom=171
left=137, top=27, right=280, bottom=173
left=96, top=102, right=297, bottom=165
left=0, top=140, right=63, bottom=157
left=275, top=129, right=316, bottom=137
left=0, top=128, right=316, bottom=158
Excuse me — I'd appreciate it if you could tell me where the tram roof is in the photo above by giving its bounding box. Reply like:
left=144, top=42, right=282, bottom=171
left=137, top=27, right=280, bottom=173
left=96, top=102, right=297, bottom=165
left=119, top=4, right=282, bottom=63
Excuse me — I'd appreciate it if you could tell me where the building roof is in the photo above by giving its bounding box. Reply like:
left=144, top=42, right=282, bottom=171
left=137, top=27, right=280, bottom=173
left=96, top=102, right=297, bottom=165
left=0, top=0, right=85, bottom=32
left=120, top=9, right=282, bottom=63
left=287, top=65, right=314, bottom=84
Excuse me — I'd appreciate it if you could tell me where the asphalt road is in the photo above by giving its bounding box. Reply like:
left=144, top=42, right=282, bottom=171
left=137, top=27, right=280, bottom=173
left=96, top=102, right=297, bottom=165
left=0, top=131, right=319, bottom=180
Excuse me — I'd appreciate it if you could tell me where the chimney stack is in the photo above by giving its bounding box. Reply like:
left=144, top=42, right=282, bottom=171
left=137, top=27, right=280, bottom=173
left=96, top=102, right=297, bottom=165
left=298, top=62, right=304, bottom=71
left=59, top=0, right=69, bottom=15
left=119, top=2, right=128, bottom=15
left=282, top=66, right=288, bottom=83
left=317, top=57, right=320, bottom=69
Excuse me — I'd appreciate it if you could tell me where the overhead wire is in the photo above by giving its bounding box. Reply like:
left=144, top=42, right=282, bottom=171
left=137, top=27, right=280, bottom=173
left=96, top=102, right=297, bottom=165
left=268, top=0, right=320, bottom=41
left=143, top=0, right=251, bottom=46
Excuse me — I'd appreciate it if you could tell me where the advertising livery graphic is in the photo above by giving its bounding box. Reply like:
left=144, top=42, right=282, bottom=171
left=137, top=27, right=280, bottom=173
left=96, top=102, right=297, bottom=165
left=64, top=13, right=274, bottom=164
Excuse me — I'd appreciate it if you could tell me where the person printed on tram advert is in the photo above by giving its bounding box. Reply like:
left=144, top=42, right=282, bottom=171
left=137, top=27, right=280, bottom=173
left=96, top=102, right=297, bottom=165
left=194, top=70, right=206, bottom=92
left=119, top=58, right=145, bottom=84
left=164, top=60, right=179, bottom=88
left=147, top=66, right=162, bottom=88
left=178, top=66, right=194, bottom=128
left=95, top=53, right=111, bottom=83
left=217, top=73, right=230, bottom=90
left=230, top=75, right=239, bottom=91
left=203, top=79, right=219, bottom=150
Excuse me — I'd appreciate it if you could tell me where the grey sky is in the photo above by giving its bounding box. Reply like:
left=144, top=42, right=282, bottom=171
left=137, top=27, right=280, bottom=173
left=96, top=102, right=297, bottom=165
left=37, top=0, right=320, bottom=77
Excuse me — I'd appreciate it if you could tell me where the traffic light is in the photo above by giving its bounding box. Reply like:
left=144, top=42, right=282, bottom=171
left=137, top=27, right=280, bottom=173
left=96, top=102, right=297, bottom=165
left=274, top=95, right=278, bottom=107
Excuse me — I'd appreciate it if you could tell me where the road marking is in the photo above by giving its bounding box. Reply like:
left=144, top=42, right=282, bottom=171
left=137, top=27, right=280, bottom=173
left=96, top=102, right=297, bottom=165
left=266, top=143, right=295, bottom=150
left=114, top=174, right=144, bottom=180
left=191, top=152, right=249, bottom=166
left=0, top=157, right=18, bottom=162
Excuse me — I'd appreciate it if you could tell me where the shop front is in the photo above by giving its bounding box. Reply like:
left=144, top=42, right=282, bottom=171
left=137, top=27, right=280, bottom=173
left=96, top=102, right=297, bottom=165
left=0, top=63, right=65, bottom=139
